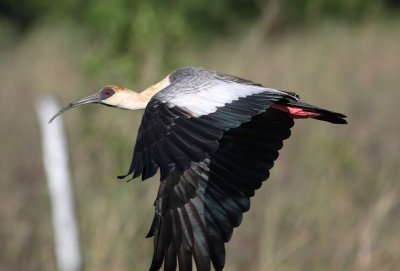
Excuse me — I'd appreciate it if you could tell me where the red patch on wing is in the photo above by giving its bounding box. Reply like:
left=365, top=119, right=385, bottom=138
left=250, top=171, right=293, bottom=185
left=271, top=104, right=321, bottom=118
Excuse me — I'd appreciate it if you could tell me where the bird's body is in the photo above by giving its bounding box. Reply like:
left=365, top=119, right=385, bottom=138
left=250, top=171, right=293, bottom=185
left=50, top=66, right=346, bottom=271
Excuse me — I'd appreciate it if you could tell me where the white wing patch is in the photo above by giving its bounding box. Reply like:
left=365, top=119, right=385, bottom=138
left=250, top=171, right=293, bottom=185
left=166, top=82, right=285, bottom=117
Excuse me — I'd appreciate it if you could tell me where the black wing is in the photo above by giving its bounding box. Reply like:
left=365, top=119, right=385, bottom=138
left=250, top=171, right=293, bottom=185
left=146, top=109, right=294, bottom=271
left=118, top=74, right=299, bottom=270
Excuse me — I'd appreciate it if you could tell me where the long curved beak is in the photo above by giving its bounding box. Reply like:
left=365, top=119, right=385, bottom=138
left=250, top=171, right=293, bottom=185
left=49, top=92, right=101, bottom=123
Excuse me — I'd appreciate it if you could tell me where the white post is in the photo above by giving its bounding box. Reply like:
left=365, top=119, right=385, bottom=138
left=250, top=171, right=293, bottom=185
left=36, top=96, right=82, bottom=271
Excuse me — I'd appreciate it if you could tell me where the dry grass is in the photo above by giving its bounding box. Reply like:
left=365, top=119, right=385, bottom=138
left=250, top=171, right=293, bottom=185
left=1, top=21, right=399, bottom=270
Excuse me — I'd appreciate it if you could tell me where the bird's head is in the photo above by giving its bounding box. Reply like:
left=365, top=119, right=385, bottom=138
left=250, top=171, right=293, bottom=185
left=49, top=75, right=171, bottom=123
left=48, top=85, right=148, bottom=123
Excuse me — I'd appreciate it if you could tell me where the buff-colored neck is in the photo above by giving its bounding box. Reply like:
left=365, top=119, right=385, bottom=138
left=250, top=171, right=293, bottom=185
left=140, top=75, right=170, bottom=100
left=105, top=75, right=171, bottom=110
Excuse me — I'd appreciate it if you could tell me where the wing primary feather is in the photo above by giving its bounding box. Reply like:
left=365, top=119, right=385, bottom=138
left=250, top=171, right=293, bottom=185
left=164, top=212, right=179, bottom=271
left=164, top=245, right=178, bottom=271
left=187, top=201, right=211, bottom=271
left=190, top=196, right=226, bottom=270
left=149, top=214, right=164, bottom=271
left=146, top=214, right=157, bottom=238
left=177, top=207, right=194, bottom=270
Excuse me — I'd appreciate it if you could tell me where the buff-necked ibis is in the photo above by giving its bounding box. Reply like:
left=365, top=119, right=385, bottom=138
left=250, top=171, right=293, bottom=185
left=50, top=66, right=347, bottom=271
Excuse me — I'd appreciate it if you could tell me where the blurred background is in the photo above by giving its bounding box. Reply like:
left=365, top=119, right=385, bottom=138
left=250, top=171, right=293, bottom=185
left=1, top=0, right=400, bottom=270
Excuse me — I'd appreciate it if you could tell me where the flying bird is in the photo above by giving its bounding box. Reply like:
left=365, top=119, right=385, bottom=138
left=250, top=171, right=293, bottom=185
left=50, top=66, right=347, bottom=271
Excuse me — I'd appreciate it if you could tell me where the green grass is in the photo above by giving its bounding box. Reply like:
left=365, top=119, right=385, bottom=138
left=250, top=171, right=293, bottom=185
left=1, top=21, right=399, bottom=270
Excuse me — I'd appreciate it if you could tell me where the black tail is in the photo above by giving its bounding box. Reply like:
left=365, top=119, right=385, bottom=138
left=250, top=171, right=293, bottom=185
left=280, top=100, right=347, bottom=124
left=313, top=110, right=347, bottom=124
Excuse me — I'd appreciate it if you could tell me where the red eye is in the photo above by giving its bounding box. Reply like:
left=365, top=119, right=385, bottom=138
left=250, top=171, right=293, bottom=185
left=103, top=88, right=113, bottom=96
left=102, top=87, right=115, bottom=97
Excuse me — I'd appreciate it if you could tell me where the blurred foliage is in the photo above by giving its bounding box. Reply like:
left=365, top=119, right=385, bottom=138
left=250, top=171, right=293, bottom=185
left=1, top=21, right=400, bottom=270
left=1, top=2, right=400, bottom=269
left=1, top=0, right=399, bottom=78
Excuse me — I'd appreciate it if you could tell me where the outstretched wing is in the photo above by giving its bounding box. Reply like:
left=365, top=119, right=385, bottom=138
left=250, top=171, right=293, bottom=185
left=117, top=70, right=299, bottom=270
left=147, top=109, right=294, bottom=271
